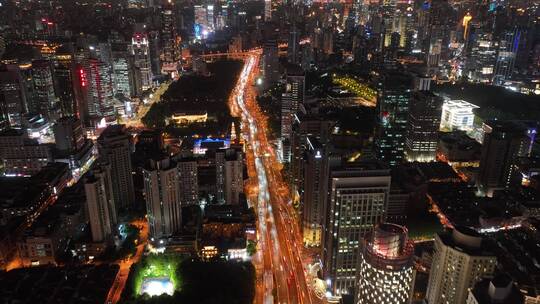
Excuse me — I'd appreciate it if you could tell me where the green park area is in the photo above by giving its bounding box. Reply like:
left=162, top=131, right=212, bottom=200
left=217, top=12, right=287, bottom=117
left=141, top=60, right=243, bottom=137
left=121, top=255, right=255, bottom=304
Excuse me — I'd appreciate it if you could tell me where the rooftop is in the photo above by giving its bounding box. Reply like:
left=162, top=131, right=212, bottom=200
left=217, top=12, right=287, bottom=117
left=443, top=99, right=480, bottom=109
left=0, top=264, right=118, bottom=303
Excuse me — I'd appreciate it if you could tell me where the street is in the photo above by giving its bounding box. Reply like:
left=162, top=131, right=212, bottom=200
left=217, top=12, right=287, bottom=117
left=105, top=218, right=149, bottom=304
left=229, top=49, right=318, bottom=304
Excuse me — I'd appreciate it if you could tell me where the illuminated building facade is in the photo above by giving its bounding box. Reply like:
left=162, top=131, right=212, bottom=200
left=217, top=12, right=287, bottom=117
left=440, top=99, right=479, bottom=132
left=493, top=28, right=521, bottom=86
left=290, top=115, right=331, bottom=207
left=302, top=136, right=328, bottom=247
left=323, top=162, right=391, bottom=296
left=357, top=223, right=415, bottom=304
left=53, top=53, right=76, bottom=116
left=31, top=60, right=57, bottom=118
left=215, top=149, right=243, bottom=205
left=0, top=128, right=52, bottom=176
left=375, top=72, right=412, bottom=166
left=467, top=33, right=497, bottom=83
left=131, top=30, right=153, bottom=90
left=426, top=227, right=497, bottom=304
left=170, top=112, right=208, bottom=124
left=53, top=116, right=85, bottom=152
left=109, top=33, right=133, bottom=98
left=477, top=121, right=527, bottom=197
left=405, top=91, right=443, bottom=162
left=97, top=125, right=135, bottom=209
left=0, top=64, right=28, bottom=127
left=280, top=73, right=305, bottom=162
left=87, top=58, right=115, bottom=118
left=143, top=157, right=181, bottom=239
left=161, top=2, right=178, bottom=75
left=84, top=163, right=117, bottom=242
left=176, top=157, right=199, bottom=206
left=262, top=40, right=279, bottom=89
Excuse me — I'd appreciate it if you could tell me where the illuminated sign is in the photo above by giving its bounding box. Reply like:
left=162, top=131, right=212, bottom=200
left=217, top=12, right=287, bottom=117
left=79, top=68, right=87, bottom=87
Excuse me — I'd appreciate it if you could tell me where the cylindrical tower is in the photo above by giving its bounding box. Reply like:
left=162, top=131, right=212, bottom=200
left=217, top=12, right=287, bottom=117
left=357, top=223, right=415, bottom=304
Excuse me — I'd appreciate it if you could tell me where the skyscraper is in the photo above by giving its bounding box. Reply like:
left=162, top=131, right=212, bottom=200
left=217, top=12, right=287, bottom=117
left=161, top=2, right=178, bottom=75
left=53, top=116, right=85, bottom=152
left=215, top=148, right=243, bottom=205
left=97, top=125, right=135, bottom=209
left=109, top=32, right=133, bottom=98
left=87, top=57, right=115, bottom=119
left=375, top=72, right=412, bottom=166
left=290, top=114, right=331, bottom=201
left=131, top=28, right=153, bottom=90
left=53, top=50, right=76, bottom=116
left=323, top=161, right=391, bottom=296
left=0, top=64, right=28, bottom=127
left=262, top=40, right=279, bottom=89
left=31, top=60, right=57, bottom=118
left=477, top=121, right=528, bottom=197
left=357, top=223, right=415, bottom=304
left=281, top=71, right=305, bottom=162
left=143, top=156, right=181, bottom=239
left=405, top=91, right=443, bottom=162
left=264, top=0, right=272, bottom=21
left=288, top=25, right=300, bottom=64
left=84, top=162, right=117, bottom=242
left=426, top=227, right=497, bottom=304
left=301, top=136, right=329, bottom=247
left=493, top=28, right=521, bottom=85
left=177, top=156, right=199, bottom=206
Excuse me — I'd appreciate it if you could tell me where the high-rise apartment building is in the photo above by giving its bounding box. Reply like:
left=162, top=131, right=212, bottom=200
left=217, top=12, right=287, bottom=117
left=97, top=125, right=135, bottom=209
left=143, top=157, right=181, bottom=239
left=323, top=161, right=391, bottom=296
left=375, top=72, right=412, bottom=166
left=84, top=162, right=117, bottom=242
left=215, top=149, right=243, bottom=205
left=426, top=227, right=497, bottom=304
left=177, top=156, right=199, bottom=206
left=357, top=223, right=415, bottom=304
left=477, top=121, right=528, bottom=197
left=405, top=91, right=443, bottom=162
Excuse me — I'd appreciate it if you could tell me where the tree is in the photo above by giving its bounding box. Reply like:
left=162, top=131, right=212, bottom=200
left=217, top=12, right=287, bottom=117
left=246, top=240, right=257, bottom=256
left=142, top=103, right=170, bottom=128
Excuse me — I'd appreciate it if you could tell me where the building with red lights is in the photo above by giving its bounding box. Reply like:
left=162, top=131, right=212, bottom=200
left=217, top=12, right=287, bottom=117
left=357, top=223, right=415, bottom=304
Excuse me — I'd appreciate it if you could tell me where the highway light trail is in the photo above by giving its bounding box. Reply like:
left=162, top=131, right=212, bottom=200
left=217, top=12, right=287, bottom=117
left=231, top=50, right=316, bottom=304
